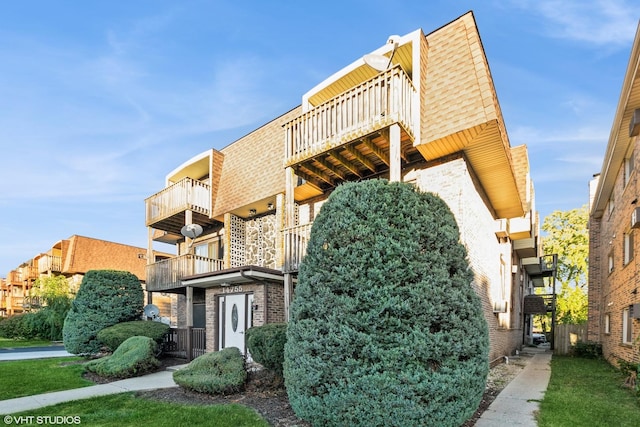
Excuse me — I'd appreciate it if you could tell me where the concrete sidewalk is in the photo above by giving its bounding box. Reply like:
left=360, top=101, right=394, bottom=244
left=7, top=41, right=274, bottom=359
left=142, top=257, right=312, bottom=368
left=475, top=348, right=552, bottom=426
left=0, top=369, right=179, bottom=414
left=0, top=350, right=73, bottom=361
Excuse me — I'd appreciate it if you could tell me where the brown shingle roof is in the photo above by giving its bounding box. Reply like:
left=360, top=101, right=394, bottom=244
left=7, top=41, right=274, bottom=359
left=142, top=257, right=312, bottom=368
left=61, top=235, right=169, bottom=281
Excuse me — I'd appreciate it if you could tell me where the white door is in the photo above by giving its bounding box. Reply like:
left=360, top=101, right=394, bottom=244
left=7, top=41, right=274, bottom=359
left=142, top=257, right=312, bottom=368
left=219, top=293, right=253, bottom=354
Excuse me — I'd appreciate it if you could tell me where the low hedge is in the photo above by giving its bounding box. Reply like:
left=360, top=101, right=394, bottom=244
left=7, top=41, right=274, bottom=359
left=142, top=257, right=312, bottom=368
left=173, top=347, right=246, bottom=395
left=246, top=323, right=287, bottom=375
left=571, top=341, right=603, bottom=359
left=85, top=336, right=160, bottom=378
left=97, top=320, right=170, bottom=352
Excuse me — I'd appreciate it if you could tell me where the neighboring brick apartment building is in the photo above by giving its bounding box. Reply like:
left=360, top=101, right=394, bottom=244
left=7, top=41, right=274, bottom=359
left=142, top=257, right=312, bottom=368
left=0, top=235, right=173, bottom=321
left=588, top=22, right=640, bottom=364
left=145, top=11, right=547, bottom=363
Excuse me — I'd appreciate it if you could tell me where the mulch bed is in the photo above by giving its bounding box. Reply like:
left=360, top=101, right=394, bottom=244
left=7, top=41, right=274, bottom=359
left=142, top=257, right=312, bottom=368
left=83, top=356, right=527, bottom=427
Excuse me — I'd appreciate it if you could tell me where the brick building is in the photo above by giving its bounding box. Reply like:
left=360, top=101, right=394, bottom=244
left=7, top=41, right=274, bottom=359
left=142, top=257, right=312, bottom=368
left=0, top=235, right=173, bottom=319
left=588, top=21, right=640, bottom=364
left=145, top=12, right=545, bottom=363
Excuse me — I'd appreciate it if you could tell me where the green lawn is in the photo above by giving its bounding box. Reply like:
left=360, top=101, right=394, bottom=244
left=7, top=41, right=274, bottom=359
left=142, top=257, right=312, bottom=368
left=1, top=357, right=270, bottom=426
left=0, top=338, right=53, bottom=348
left=0, top=357, right=93, bottom=399
left=538, top=356, right=640, bottom=427
left=16, top=392, right=269, bottom=427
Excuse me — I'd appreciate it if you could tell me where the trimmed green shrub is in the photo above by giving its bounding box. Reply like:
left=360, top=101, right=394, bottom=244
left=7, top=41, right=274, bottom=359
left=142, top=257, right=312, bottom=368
left=97, top=321, right=170, bottom=352
left=173, top=347, right=246, bottom=395
left=0, top=315, right=28, bottom=339
left=85, top=336, right=160, bottom=378
left=284, top=179, right=489, bottom=427
left=246, top=323, right=287, bottom=376
left=572, top=341, right=603, bottom=359
left=63, top=270, right=144, bottom=355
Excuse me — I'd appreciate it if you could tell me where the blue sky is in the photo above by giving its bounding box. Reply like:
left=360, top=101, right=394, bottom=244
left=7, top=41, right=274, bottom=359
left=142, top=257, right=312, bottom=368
left=1, top=0, right=639, bottom=276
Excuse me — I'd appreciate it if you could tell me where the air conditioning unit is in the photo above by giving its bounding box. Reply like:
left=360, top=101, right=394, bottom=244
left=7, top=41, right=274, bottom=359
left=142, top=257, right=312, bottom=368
left=493, top=300, right=508, bottom=313
left=630, top=109, right=640, bottom=137
left=631, top=303, right=640, bottom=319
left=495, top=219, right=509, bottom=238
left=632, top=207, right=640, bottom=229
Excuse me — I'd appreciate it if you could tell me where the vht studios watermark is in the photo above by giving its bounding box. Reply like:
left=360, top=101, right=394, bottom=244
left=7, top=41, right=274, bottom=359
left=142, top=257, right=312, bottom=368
left=3, top=415, right=81, bottom=425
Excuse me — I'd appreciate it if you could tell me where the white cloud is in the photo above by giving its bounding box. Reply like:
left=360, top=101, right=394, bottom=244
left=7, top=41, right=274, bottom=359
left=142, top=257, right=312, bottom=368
left=513, top=0, right=640, bottom=46
left=510, top=125, right=609, bottom=144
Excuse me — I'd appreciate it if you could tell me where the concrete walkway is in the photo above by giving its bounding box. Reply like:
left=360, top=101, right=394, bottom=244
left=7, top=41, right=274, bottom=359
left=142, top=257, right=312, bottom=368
left=0, top=346, right=73, bottom=361
left=0, top=369, right=179, bottom=414
left=475, top=347, right=552, bottom=426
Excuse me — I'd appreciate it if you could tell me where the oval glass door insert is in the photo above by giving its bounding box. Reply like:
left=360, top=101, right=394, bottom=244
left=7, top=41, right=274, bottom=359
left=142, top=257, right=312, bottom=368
left=231, top=304, right=239, bottom=332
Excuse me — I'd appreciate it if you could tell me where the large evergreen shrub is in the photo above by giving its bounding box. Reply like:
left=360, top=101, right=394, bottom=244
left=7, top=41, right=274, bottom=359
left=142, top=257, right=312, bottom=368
left=62, top=270, right=144, bottom=355
left=284, top=179, right=489, bottom=427
left=97, top=320, right=170, bottom=352
left=245, top=323, right=287, bottom=375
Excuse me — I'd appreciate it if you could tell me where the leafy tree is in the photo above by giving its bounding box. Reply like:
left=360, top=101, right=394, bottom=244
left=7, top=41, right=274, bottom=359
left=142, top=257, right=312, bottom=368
left=541, top=205, right=589, bottom=324
left=284, top=180, right=489, bottom=427
left=0, top=276, right=74, bottom=341
left=32, top=275, right=73, bottom=303
left=63, top=270, right=144, bottom=355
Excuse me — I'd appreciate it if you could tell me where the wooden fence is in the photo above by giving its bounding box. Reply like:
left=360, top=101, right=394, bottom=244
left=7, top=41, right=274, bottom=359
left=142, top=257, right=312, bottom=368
left=554, top=323, right=587, bottom=355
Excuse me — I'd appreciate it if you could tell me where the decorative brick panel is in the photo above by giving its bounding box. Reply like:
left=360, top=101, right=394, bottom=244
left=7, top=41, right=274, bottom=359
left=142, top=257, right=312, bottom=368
left=229, top=214, right=246, bottom=268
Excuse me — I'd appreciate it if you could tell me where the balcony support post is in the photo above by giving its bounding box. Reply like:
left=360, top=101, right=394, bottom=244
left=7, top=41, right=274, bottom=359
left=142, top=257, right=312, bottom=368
left=389, top=123, right=401, bottom=182
left=284, top=168, right=296, bottom=321
left=284, top=273, right=293, bottom=321
left=185, top=210, right=193, bottom=253
left=186, top=285, right=193, bottom=361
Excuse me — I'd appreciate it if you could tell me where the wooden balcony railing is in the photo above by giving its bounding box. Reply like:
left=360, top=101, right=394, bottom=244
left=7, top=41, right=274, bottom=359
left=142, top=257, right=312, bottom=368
left=145, top=177, right=211, bottom=226
left=163, top=327, right=206, bottom=361
left=285, top=64, right=416, bottom=166
left=38, top=255, right=62, bottom=274
left=22, top=266, right=38, bottom=280
left=283, top=223, right=313, bottom=273
left=6, top=270, right=22, bottom=284
left=146, top=254, right=224, bottom=292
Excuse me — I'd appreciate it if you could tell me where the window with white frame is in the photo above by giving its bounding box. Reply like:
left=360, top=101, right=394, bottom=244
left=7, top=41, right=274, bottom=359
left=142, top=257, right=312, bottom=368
left=605, top=313, right=610, bottom=334
left=608, top=253, right=614, bottom=274
left=624, top=151, right=635, bottom=187
left=623, top=307, right=633, bottom=344
left=624, top=232, right=634, bottom=265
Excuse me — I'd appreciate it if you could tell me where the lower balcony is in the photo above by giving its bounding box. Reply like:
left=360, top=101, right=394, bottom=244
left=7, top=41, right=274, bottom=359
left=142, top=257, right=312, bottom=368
left=146, top=254, right=224, bottom=292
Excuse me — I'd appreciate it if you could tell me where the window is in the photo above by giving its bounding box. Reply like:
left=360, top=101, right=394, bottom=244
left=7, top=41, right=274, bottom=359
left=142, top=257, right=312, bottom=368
left=605, top=313, right=611, bottom=334
left=624, top=152, right=635, bottom=186
left=608, top=193, right=615, bottom=215
left=608, top=253, right=614, bottom=274
left=623, top=307, right=633, bottom=344
left=624, top=232, right=634, bottom=265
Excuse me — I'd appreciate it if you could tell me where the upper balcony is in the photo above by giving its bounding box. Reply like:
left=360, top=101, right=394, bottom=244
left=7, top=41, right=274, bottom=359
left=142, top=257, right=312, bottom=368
left=6, top=270, right=22, bottom=285
left=146, top=254, right=224, bottom=292
left=38, top=254, right=62, bottom=274
left=523, top=254, right=558, bottom=287
left=284, top=65, right=419, bottom=196
left=145, top=177, right=212, bottom=235
left=22, top=265, right=38, bottom=281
